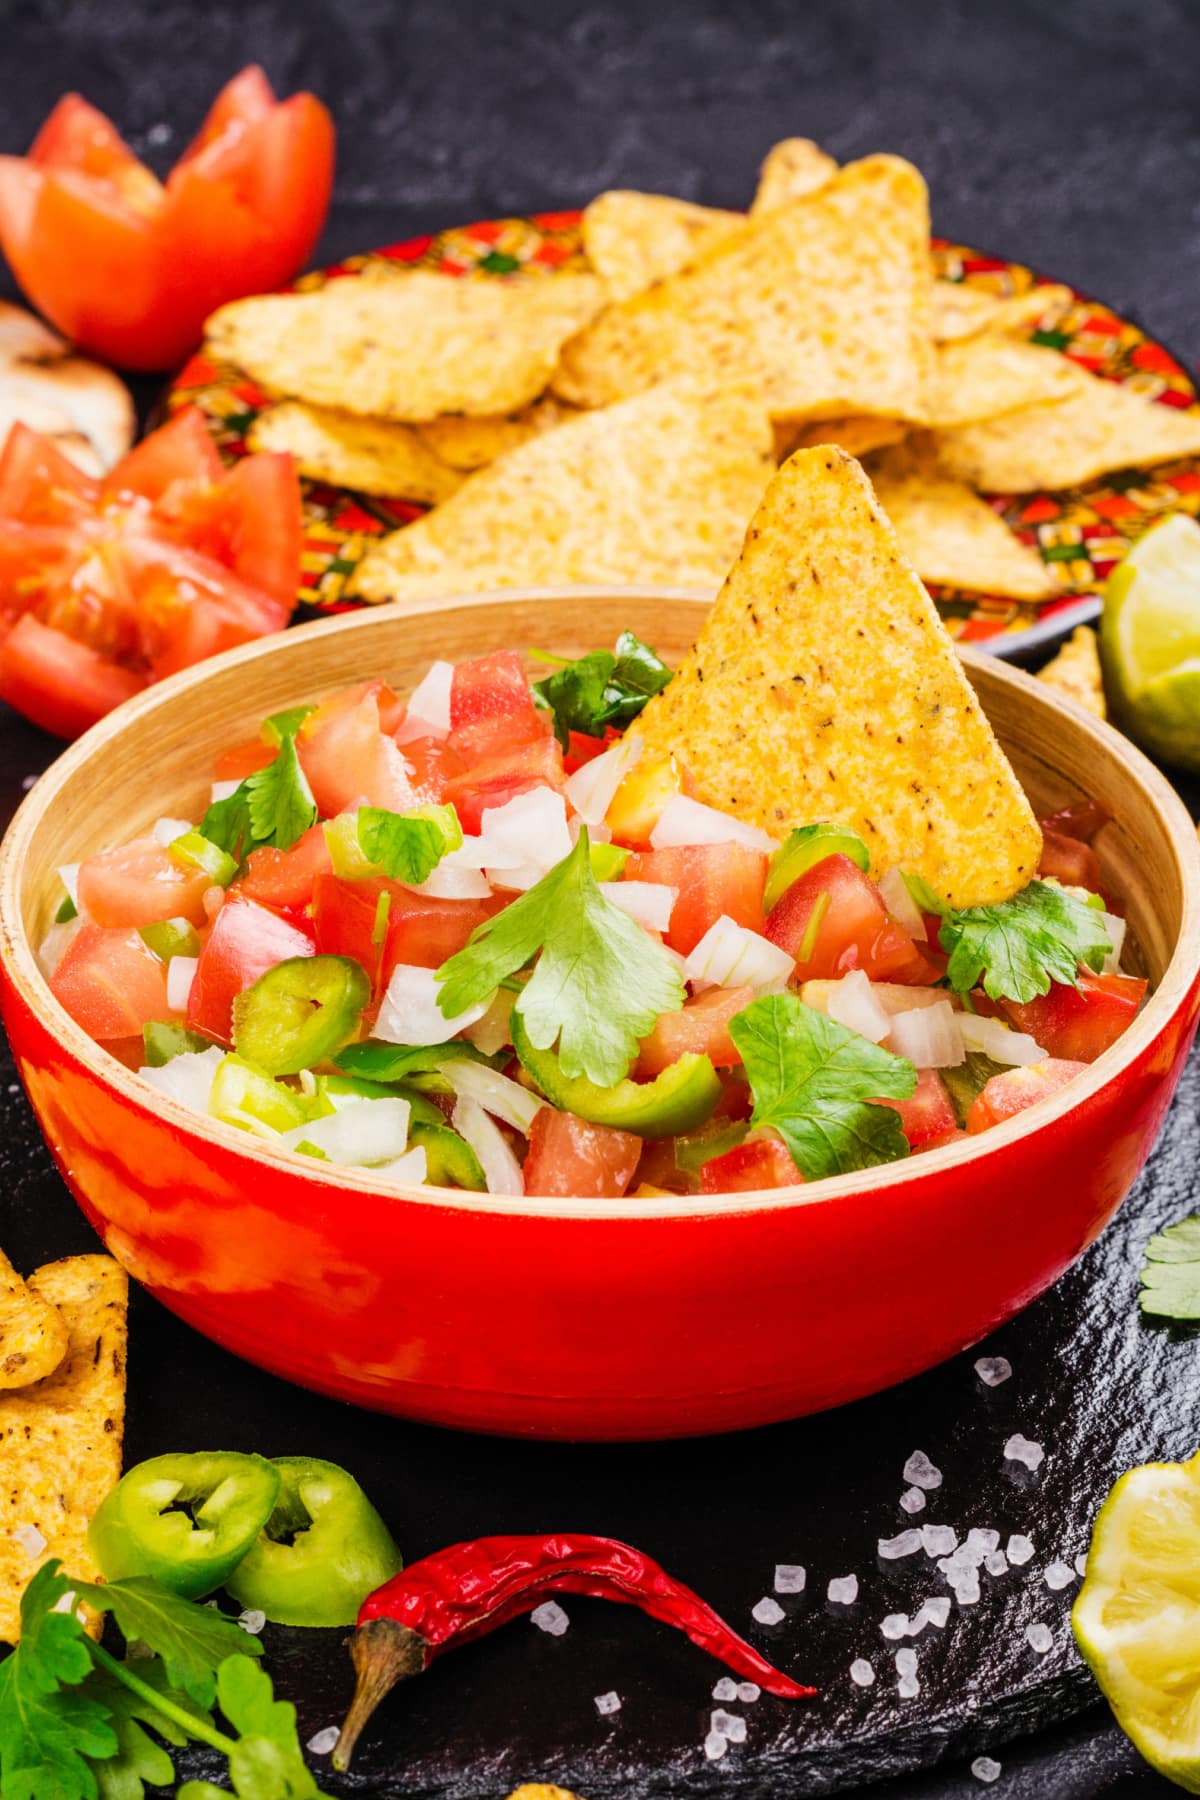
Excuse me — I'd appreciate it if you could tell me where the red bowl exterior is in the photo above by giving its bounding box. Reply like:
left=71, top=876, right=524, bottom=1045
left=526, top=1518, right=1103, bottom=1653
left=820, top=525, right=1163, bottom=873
left=5, top=963, right=1197, bottom=1440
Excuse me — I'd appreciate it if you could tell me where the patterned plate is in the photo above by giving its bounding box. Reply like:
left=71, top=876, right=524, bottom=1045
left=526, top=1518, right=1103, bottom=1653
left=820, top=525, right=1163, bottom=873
left=169, top=212, right=1200, bottom=659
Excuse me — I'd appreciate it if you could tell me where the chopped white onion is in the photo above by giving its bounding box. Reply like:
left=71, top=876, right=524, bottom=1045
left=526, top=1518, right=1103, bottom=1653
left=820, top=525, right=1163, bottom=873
left=395, top=660, right=454, bottom=742
left=440, top=1059, right=544, bottom=1133
left=452, top=1095, right=525, bottom=1195
left=37, top=917, right=81, bottom=979
left=684, top=915, right=793, bottom=994
left=57, top=862, right=80, bottom=907
left=650, top=794, right=777, bottom=853
left=887, top=999, right=965, bottom=1068
left=283, top=1097, right=411, bottom=1166
left=1099, top=911, right=1127, bottom=974
left=167, top=956, right=199, bottom=1014
left=463, top=988, right=516, bottom=1055
left=210, top=780, right=241, bottom=804
left=564, top=731, right=643, bottom=826
left=802, top=978, right=950, bottom=1018
left=487, top=861, right=553, bottom=893
left=959, top=1013, right=1046, bottom=1066
left=879, top=867, right=928, bottom=942
left=825, top=970, right=892, bottom=1044
left=410, top=861, right=493, bottom=900
left=480, top=787, right=571, bottom=873
left=139, top=1045, right=225, bottom=1116
left=597, top=880, right=677, bottom=932
left=375, top=964, right=489, bottom=1046
left=369, top=1145, right=428, bottom=1187
left=151, top=816, right=194, bottom=847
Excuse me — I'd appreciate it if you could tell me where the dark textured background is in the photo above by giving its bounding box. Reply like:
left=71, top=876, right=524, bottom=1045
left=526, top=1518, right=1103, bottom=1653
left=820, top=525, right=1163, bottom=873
left=3, top=1, right=1200, bottom=1794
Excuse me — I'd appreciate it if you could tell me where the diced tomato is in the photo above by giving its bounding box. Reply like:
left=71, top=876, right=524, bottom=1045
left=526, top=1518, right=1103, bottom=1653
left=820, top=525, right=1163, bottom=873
left=637, top=984, right=755, bottom=1077
left=105, top=405, right=222, bottom=503
left=699, top=1137, right=804, bottom=1193
left=522, top=1109, right=641, bottom=1199
left=1037, top=829, right=1103, bottom=895
left=624, top=844, right=768, bottom=956
left=399, top=735, right=466, bottom=805
left=298, top=693, right=415, bottom=817
left=312, top=874, right=495, bottom=989
left=875, top=1068, right=958, bottom=1148
left=234, top=824, right=332, bottom=912
left=213, top=737, right=275, bottom=781
left=763, top=853, right=937, bottom=985
left=1038, top=798, right=1109, bottom=843
left=920, top=1127, right=969, bottom=1152
left=443, top=736, right=565, bottom=835
left=187, top=895, right=314, bottom=1043
left=450, top=650, right=539, bottom=732
left=999, top=971, right=1146, bottom=1064
left=152, top=448, right=302, bottom=607
left=0, top=421, right=99, bottom=526
left=0, top=614, right=145, bottom=737
left=563, top=729, right=610, bottom=774
left=49, top=923, right=170, bottom=1040
left=76, top=836, right=212, bottom=929
left=966, top=1059, right=1090, bottom=1133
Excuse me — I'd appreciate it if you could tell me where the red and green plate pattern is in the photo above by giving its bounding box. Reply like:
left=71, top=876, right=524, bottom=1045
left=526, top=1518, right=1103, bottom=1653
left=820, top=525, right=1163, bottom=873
left=169, top=211, right=1200, bottom=657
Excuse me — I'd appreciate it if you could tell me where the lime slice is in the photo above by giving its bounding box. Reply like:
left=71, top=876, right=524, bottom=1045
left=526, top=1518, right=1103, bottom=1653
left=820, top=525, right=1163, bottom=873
left=1100, top=514, right=1200, bottom=773
left=1073, top=1449, right=1200, bottom=1788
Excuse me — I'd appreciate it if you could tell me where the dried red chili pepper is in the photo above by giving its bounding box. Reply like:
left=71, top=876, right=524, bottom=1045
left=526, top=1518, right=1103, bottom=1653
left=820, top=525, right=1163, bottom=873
left=333, top=1531, right=814, bottom=1769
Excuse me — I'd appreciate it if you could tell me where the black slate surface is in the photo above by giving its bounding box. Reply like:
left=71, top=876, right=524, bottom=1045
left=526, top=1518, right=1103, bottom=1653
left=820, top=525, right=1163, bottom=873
left=3, top=1, right=1200, bottom=1794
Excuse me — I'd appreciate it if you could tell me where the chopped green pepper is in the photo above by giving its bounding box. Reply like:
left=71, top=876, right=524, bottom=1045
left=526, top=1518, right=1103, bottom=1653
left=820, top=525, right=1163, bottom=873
left=87, top=1451, right=280, bottom=1600
left=410, top=1120, right=487, bottom=1189
left=139, top=917, right=203, bottom=962
left=210, top=1054, right=313, bottom=1133
left=588, top=842, right=630, bottom=882
left=512, top=1008, right=720, bottom=1137
left=55, top=893, right=77, bottom=923
left=674, top=1116, right=750, bottom=1176
left=323, top=812, right=379, bottom=880
left=232, top=954, right=370, bottom=1076
left=142, top=1020, right=212, bottom=1067
left=225, top=1456, right=402, bottom=1627
left=169, top=830, right=238, bottom=888
left=318, top=1071, right=445, bottom=1129
left=763, top=824, right=871, bottom=914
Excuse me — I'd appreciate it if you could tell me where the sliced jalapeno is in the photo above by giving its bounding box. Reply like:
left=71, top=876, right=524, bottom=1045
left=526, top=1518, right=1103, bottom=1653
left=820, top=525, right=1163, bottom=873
left=409, top=1121, right=486, bottom=1190
left=232, top=955, right=370, bottom=1077
left=139, top=917, right=203, bottom=962
left=763, top=824, right=871, bottom=914
left=169, top=830, right=238, bottom=889
left=210, top=1053, right=313, bottom=1133
left=226, top=1455, right=402, bottom=1627
left=142, top=1020, right=212, bottom=1067
left=87, top=1451, right=280, bottom=1600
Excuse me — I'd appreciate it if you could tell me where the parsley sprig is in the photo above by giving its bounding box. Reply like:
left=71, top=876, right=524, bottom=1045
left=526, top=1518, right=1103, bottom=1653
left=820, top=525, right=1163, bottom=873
left=436, top=829, right=684, bottom=1086
left=357, top=803, right=462, bottom=886
left=200, top=731, right=317, bottom=866
left=533, top=631, right=671, bottom=748
left=937, top=878, right=1112, bottom=1005
left=1139, top=1216, right=1200, bottom=1320
left=0, top=1560, right=328, bottom=1800
left=729, top=994, right=917, bottom=1179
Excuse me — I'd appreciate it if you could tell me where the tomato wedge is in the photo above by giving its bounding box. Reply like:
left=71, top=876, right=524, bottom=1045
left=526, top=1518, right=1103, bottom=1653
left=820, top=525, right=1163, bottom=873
left=0, top=68, right=335, bottom=369
left=523, top=1110, right=641, bottom=1199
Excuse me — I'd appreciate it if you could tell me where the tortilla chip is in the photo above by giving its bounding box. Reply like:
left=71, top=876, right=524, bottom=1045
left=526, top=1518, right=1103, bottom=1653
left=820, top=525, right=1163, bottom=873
left=205, top=271, right=606, bottom=423
left=582, top=191, right=741, bottom=303
left=0, top=1255, right=127, bottom=1643
left=932, top=281, right=1073, bottom=343
left=635, top=446, right=1042, bottom=906
left=932, top=375, right=1200, bottom=492
left=416, top=397, right=575, bottom=471
left=0, top=1248, right=68, bottom=1389
left=778, top=415, right=908, bottom=461
left=1038, top=626, right=1106, bottom=718
left=868, top=447, right=1058, bottom=599
left=351, top=379, right=774, bottom=603
left=750, top=137, right=838, bottom=213
left=928, top=338, right=1086, bottom=428
left=248, top=402, right=463, bottom=503
left=553, top=156, right=934, bottom=426
left=505, top=1789, right=584, bottom=1800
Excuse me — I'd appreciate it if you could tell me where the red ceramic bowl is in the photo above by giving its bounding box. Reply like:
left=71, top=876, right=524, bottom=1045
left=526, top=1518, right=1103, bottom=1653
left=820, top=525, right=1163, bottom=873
left=2, top=591, right=1198, bottom=1440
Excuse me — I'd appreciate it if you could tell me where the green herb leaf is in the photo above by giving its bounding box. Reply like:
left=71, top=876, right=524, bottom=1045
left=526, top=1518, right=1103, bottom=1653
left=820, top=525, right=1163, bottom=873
left=437, top=831, right=684, bottom=1086
left=73, top=1578, right=260, bottom=1710
left=901, top=870, right=950, bottom=917
left=356, top=804, right=462, bottom=887
left=1139, top=1216, right=1200, bottom=1320
left=261, top=706, right=315, bottom=748
left=0, top=1562, right=116, bottom=1800
left=729, top=994, right=916, bottom=1179
left=938, top=878, right=1112, bottom=1004
left=215, top=1657, right=325, bottom=1799
left=201, top=733, right=317, bottom=864
left=90, top=1662, right=201, bottom=1800
left=533, top=631, right=671, bottom=748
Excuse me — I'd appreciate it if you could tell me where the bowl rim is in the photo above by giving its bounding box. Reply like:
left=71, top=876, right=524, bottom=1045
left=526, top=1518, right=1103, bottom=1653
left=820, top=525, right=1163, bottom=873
left=3, top=585, right=1199, bottom=1226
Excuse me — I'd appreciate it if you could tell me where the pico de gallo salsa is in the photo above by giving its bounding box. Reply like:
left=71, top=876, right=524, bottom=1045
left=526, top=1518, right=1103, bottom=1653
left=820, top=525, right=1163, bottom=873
left=39, top=637, right=1146, bottom=1198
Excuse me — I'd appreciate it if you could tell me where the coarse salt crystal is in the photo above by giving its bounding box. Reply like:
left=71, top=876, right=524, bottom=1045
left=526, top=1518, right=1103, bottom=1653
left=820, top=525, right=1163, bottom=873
left=20, top=773, right=37, bottom=791
left=952, top=1572, right=981, bottom=1606
left=238, top=1610, right=266, bottom=1635
left=974, top=1355, right=1012, bottom=1387
left=737, top=1682, right=760, bottom=1703
left=752, top=1596, right=785, bottom=1625
left=711, top=1709, right=746, bottom=1743
left=712, top=1677, right=738, bottom=1701
left=827, top=1575, right=858, bottom=1605
left=13, top=1523, right=46, bottom=1558
left=972, top=1756, right=1002, bottom=1784
left=307, top=1727, right=339, bottom=1755
left=965, top=1528, right=1001, bottom=1558
left=985, top=1551, right=1009, bottom=1577
left=913, top=1597, right=951, bottom=1630
left=900, top=1486, right=927, bottom=1515
left=903, top=1450, right=942, bottom=1491
left=1075, top=1553, right=1088, bottom=1577
left=704, top=1730, right=728, bottom=1760
left=774, top=1563, right=806, bottom=1593
left=1025, top=1622, right=1053, bottom=1654
left=881, top=1613, right=909, bottom=1640
left=921, top=1525, right=957, bottom=1557
left=531, top=1600, right=570, bottom=1636
left=1004, top=1433, right=1044, bottom=1470
left=898, top=1675, right=920, bottom=1698
left=895, top=1648, right=917, bottom=1676
left=595, top=1691, right=621, bottom=1716
left=1007, top=1534, right=1035, bottom=1565
left=1044, top=1561, right=1076, bottom=1590
left=850, top=1658, right=875, bottom=1686
left=879, top=1529, right=923, bottom=1560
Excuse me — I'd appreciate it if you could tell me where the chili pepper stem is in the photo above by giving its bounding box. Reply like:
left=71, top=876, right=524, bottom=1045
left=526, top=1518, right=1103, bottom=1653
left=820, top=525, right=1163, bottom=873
left=333, top=1618, right=428, bottom=1772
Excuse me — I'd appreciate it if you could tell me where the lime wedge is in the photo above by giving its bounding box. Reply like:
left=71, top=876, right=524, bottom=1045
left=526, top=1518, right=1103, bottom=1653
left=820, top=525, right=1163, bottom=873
left=1100, top=514, right=1200, bottom=773
left=1073, top=1449, right=1200, bottom=1788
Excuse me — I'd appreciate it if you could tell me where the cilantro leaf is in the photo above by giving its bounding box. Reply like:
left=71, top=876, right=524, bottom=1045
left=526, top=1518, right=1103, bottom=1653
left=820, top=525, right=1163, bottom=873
left=729, top=994, right=916, bottom=1179
left=261, top=705, right=315, bottom=747
left=200, top=733, right=317, bottom=864
left=534, top=631, right=671, bottom=748
left=216, top=1657, right=323, bottom=1799
left=436, top=830, right=684, bottom=1085
left=938, top=878, right=1112, bottom=1004
left=74, top=1578, right=259, bottom=1709
left=0, top=1562, right=116, bottom=1800
left=89, top=1663, right=198, bottom=1800
left=357, top=803, right=462, bottom=886
left=1139, top=1216, right=1200, bottom=1320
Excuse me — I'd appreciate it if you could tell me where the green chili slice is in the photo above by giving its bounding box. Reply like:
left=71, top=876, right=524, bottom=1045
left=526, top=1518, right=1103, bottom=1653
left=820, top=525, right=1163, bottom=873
left=169, top=830, right=238, bottom=888
left=232, top=955, right=370, bottom=1077
left=87, top=1451, right=280, bottom=1600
